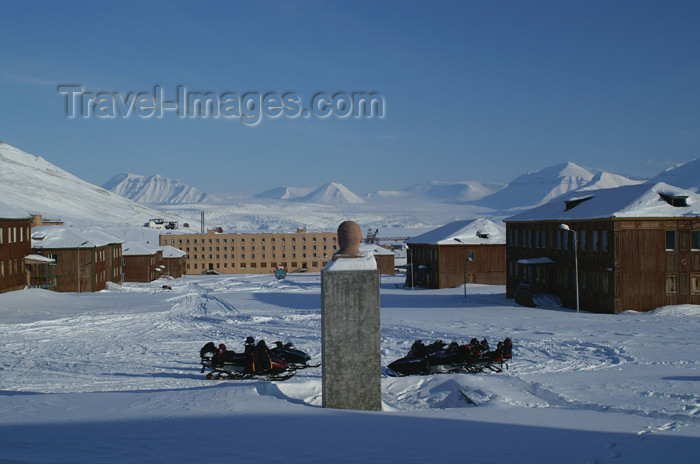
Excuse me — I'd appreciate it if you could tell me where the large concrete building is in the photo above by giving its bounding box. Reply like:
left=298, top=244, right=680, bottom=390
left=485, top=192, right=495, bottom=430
left=160, top=228, right=338, bottom=275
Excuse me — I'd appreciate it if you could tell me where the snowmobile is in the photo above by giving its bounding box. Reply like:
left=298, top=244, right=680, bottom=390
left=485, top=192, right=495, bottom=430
left=270, top=340, right=318, bottom=369
left=386, top=337, right=512, bottom=376
left=199, top=337, right=313, bottom=381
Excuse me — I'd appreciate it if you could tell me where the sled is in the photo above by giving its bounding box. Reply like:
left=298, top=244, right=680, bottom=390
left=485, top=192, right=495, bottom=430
left=386, top=337, right=512, bottom=377
left=199, top=337, right=314, bottom=381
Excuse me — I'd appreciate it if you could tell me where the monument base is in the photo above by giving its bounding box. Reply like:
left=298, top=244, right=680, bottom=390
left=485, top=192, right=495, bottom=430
left=321, top=268, right=381, bottom=411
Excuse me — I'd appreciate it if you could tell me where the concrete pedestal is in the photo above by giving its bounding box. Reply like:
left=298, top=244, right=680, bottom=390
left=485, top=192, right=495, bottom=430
left=321, top=269, right=381, bottom=411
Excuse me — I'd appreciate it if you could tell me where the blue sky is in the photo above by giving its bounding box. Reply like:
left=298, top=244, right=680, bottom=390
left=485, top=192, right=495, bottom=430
left=1, top=0, right=699, bottom=195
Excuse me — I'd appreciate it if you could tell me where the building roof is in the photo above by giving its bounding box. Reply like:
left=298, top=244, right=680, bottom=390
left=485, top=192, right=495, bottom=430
left=505, top=182, right=700, bottom=223
left=359, top=243, right=394, bottom=255
left=161, top=245, right=186, bottom=258
left=406, top=218, right=506, bottom=246
left=31, top=226, right=123, bottom=249
left=123, top=241, right=161, bottom=256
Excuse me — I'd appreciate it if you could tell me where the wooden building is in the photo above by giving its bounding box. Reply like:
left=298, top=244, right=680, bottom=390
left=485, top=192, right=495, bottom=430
left=0, top=203, right=33, bottom=294
left=504, top=182, right=700, bottom=313
left=30, top=226, right=123, bottom=293
left=123, top=242, right=164, bottom=282
left=359, top=243, right=396, bottom=275
left=405, top=218, right=506, bottom=289
left=159, top=228, right=338, bottom=275
left=161, top=245, right=186, bottom=278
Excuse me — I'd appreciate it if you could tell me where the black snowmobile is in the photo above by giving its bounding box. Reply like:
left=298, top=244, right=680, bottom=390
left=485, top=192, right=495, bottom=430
left=386, top=337, right=512, bottom=376
left=199, top=337, right=314, bottom=381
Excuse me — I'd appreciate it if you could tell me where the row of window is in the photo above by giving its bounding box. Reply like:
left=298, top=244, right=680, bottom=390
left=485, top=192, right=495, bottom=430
left=187, top=252, right=328, bottom=261
left=0, top=226, right=30, bottom=245
left=185, top=244, right=330, bottom=252
left=0, top=260, right=20, bottom=278
left=665, top=230, right=700, bottom=251
left=188, top=261, right=322, bottom=270
left=509, top=228, right=609, bottom=253
left=666, top=273, right=700, bottom=294
left=163, top=235, right=335, bottom=245
left=507, top=261, right=611, bottom=294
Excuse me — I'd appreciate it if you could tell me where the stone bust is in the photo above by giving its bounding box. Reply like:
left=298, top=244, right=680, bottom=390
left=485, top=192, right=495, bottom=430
left=334, top=220, right=362, bottom=259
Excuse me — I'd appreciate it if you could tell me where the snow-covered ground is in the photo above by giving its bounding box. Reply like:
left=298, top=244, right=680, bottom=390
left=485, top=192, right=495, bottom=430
left=1, top=274, right=698, bottom=463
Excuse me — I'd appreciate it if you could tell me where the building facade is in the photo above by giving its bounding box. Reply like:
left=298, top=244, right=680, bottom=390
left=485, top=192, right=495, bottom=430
left=31, top=226, right=123, bottom=293
left=0, top=204, right=33, bottom=294
left=405, top=218, right=506, bottom=289
left=505, top=183, right=700, bottom=313
left=123, top=242, right=164, bottom=282
left=160, top=228, right=338, bottom=275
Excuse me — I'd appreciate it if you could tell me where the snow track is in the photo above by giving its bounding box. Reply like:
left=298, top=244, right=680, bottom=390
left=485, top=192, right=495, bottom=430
left=1, top=274, right=699, bottom=463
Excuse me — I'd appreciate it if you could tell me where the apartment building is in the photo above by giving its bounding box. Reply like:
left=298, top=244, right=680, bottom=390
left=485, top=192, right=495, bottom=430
left=159, top=228, right=338, bottom=275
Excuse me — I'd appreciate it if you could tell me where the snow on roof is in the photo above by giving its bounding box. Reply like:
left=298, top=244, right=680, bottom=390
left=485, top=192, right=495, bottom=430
left=24, top=254, right=56, bottom=264
left=359, top=243, right=394, bottom=255
left=32, top=226, right=98, bottom=249
left=122, top=241, right=160, bottom=256
left=505, top=182, right=700, bottom=222
left=160, top=245, right=186, bottom=258
left=406, top=218, right=506, bottom=245
left=0, top=201, right=31, bottom=220
left=323, top=252, right=377, bottom=271
left=31, top=226, right=122, bottom=249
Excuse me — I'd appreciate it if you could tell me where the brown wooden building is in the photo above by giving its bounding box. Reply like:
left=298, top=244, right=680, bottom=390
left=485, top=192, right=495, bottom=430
left=161, top=245, right=186, bottom=278
left=405, top=218, right=506, bottom=289
left=505, top=183, right=700, bottom=313
left=123, top=242, right=164, bottom=282
left=30, top=226, right=124, bottom=293
left=0, top=203, right=33, bottom=294
left=359, top=243, right=396, bottom=275
left=159, top=228, right=338, bottom=275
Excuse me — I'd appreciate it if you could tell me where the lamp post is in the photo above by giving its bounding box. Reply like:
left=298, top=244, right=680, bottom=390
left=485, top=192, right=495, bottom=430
left=559, top=224, right=579, bottom=313
left=407, top=246, right=414, bottom=291
left=77, top=240, right=90, bottom=296
left=453, top=238, right=467, bottom=299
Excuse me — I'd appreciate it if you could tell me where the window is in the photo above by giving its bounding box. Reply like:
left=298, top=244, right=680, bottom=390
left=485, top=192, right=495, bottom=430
left=468, top=250, right=474, bottom=262
left=592, top=231, right=599, bottom=252
left=602, top=231, right=608, bottom=252
left=691, top=274, right=700, bottom=295
left=666, top=230, right=677, bottom=251
left=666, top=274, right=678, bottom=294
left=580, top=230, right=586, bottom=251
left=692, top=230, right=700, bottom=250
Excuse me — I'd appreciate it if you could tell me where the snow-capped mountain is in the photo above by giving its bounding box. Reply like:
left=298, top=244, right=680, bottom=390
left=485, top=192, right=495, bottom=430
left=103, top=173, right=211, bottom=204
left=474, top=162, right=642, bottom=211
left=254, top=186, right=315, bottom=200
left=378, top=180, right=504, bottom=203
left=649, top=158, right=700, bottom=192
left=294, top=182, right=366, bottom=204
left=0, top=141, right=173, bottom=224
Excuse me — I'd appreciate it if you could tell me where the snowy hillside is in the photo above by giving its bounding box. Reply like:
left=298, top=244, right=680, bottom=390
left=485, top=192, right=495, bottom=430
left=475, top=162, right=642, bottom=211
left=650, top=158, right=700, bottom=192
left=295, top=182, right=366, bottom=204
left=0, top=274, right=698, bottom=463
left=103, top=173, right=211, bottom=204
left=254, top=186, right=315, bottom=200
left=371, top=180, right=504, bottom=203
left=0, top=142, right=176, bottom=225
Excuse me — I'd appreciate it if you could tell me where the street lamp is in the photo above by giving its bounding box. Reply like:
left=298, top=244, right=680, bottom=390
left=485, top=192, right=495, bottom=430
left=406, top=245, right=414, bottom=291
left=77, top=240, right=90, bottom=296
left=453, top=238, right=467, bottom=299
left=559, top=224, right=579, bottom=313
